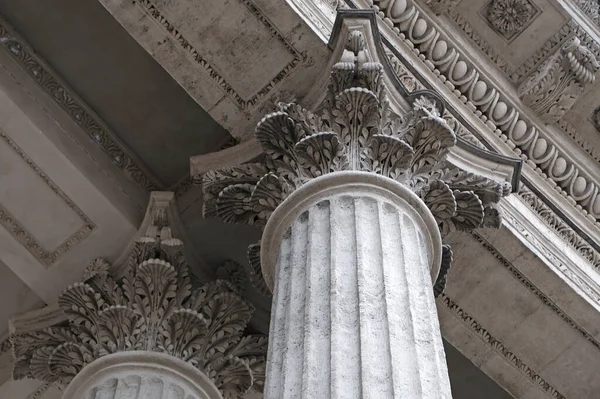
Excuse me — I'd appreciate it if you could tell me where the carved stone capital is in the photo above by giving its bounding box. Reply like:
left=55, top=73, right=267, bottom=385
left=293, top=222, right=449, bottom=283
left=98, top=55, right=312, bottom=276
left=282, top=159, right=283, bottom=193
left=518, top=37, right=600, bottom=123
left=199, top=12, right=513, bottom=297
left=11, top=192, right=266, bottom=399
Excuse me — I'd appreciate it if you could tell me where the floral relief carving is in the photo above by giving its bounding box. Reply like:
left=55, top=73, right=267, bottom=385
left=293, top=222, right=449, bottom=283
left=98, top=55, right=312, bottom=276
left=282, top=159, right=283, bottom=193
left=486, top=0, right=536, bottom=39
left=11, top=200, right=266, bottom=398
left=200, top=30, right=509, bottom=297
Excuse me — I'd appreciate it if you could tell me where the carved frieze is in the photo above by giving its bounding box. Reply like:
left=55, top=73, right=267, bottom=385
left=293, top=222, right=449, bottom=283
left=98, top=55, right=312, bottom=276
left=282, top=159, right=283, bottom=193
left=484, top=0, right=538, bottom=41
left=573, top=0, right=600, bottom=26
left=518, top=37, right=600, bottom=123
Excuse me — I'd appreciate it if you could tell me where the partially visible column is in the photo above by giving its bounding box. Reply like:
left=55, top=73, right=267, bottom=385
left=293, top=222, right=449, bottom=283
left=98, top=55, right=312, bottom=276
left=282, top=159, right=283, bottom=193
left=11, top=192, right=267, bottom=399
left=263, top=174, right=450, bottom=399
left=62, top=352, right=221, bottom=399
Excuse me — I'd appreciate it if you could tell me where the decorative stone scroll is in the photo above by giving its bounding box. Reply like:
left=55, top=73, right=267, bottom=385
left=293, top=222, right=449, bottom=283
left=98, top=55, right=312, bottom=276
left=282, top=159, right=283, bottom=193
left=518, top=36, right=600, bottom=123
left=202, top=28, right=509, bottom=296
left=11, top=192, right=266, bottom=399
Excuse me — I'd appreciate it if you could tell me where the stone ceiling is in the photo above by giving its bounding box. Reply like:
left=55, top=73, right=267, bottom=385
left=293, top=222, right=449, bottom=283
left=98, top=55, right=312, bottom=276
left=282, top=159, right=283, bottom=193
left=0, top=0, right=232, bottom=188
left=1, top=0, right=600, bottom=398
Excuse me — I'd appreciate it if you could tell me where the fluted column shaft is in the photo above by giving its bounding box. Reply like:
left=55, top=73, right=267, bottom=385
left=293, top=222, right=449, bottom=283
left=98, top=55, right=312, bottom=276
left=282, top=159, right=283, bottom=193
left=262, top=173, right=451, bottom=399
left=62, top=352, right=223, bottom=399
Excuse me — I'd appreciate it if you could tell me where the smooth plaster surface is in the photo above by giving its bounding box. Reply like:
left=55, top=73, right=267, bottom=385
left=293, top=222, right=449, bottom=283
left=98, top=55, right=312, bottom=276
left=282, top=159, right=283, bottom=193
left=0, top=0, right=231, bottom=186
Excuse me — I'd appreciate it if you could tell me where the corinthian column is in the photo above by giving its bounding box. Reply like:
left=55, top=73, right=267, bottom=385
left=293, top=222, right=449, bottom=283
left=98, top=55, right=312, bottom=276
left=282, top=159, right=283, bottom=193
left=10, top=192, right=267, bottom=399
left=199, top=12, right=514, bottom=399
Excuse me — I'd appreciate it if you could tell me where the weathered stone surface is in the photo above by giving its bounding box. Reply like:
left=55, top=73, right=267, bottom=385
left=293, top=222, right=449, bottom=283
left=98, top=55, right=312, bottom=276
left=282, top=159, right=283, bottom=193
left=264, top=174, right=450, bottom=398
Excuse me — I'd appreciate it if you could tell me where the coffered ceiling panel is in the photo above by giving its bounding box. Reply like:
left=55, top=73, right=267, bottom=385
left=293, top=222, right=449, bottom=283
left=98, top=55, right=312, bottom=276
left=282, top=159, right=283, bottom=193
left=95, top=0, right=331, bottom=141
left=451, top=0, right=570, bottom=80
left=0, top=0, right=231, bottom=187
left=152, top=0, right=300, bottom=101
left=0, top=131, right=90, bottom=257
left=440, top=224, right=600, bottom=398
left=0, top=45, right=142, bottom=302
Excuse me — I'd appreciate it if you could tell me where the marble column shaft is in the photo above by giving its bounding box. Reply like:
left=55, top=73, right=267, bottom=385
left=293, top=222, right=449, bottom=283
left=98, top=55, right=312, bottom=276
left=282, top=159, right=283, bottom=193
left=264, top=192, right=452, bottom=399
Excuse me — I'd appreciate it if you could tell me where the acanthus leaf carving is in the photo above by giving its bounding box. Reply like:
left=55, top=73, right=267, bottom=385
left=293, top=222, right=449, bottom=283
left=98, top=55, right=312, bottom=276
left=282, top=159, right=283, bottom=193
left=12, top=199, right=266, bottom=399
left=199, top=28, right=510, bottom=295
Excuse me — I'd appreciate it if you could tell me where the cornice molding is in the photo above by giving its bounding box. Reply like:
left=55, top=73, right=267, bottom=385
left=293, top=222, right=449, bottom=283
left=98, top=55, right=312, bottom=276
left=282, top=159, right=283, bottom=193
left=0, top=129, right=96, bottom=267
left=369, top=0, right=600, bottom=226
left=0, top=16, right=161, bottom=194
left=439, top=293, right=565, bottom=399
